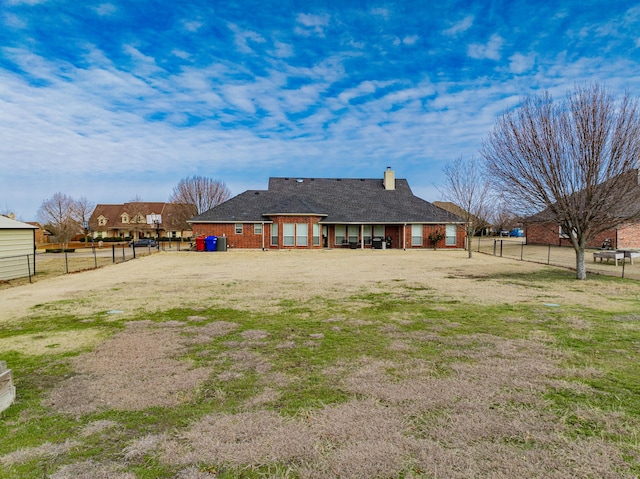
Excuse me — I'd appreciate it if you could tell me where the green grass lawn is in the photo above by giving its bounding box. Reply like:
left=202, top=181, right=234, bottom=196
left=1, top=268, right=639, bottom=478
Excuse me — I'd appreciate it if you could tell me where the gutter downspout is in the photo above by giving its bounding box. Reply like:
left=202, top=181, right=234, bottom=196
left=262, top=222, right=265, bottom=251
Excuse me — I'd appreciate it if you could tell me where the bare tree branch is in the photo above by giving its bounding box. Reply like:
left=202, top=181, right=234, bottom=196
left=37, top=192, right=81, bottom=248
left=168, top=176, right=231, bottom=215
left=441, top=156, right=492, bottom=258
left=482, top=83, right=640, bottom=279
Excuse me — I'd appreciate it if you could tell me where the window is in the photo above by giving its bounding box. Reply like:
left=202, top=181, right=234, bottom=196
left=559, top=225, right=573, bottom=239
left=296, top=223, right=308, bottom=246
left=271, top=224, right=278, bottom=246
left=348, top=225, right=358, bottom=244
left=412, top=224, right=423, bottom=246
left=283, top=223, right=295, bottom=246
left=373, top=225, right=385, bottom=237
left=363, top=226, right=372, bottom=245
left=235, top=223, right=243, bottom=234
left=254, top=223, right=262, bottom=234
left=446, top=224, right=457, bottom=245
left=121, top=213, right=129, bottom=224
left=98, top=216, right=107, bottom=227
left=335, top=225, right=346, bottom=245
left=313, top=224, right=320, bottom=246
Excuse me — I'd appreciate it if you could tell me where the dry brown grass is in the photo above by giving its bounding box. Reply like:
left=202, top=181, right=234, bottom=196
left=44, top=321, right=219, bottom=414
left=2, top=250, right=639, bottom=478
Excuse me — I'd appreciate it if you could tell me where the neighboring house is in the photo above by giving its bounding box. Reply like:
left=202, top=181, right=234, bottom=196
left=89, top=202, right=196, bottom=241
left=525, top=220, right=640, bottom=249
left=432, top=201, right=490, bottom=236
left=189, top=168, right=465, bottom=250
left=524, top=172, right=640, bottom=249
left=0, top=215, right=37, bottom=280
left=26, top=222, right=50, bottom=245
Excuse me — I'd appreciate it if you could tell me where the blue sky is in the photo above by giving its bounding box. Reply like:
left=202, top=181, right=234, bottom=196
left=2, top=1, right=640, bottom=220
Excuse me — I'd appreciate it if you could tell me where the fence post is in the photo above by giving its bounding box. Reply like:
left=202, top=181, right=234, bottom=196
left=493, top=239, right=497, bottom=256
left=520, top=242, right=524, bottom=261
left=132, top=244, right=136, bottom=259
left=622, top=258, right=626, bottom=279
left=112, top=244, right=115, bottom=263
left=64, top=251, right=69, bottom=274
left=93, top=245, right=97, bottom=269
left=500, top=240, right=503, bottom=257
left=122, top=245, right=126, bottom=262
left=547, top=244, right=551, bottom=265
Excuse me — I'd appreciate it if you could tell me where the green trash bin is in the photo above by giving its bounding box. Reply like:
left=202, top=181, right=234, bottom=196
left=216, top=236, right=227, bottom=251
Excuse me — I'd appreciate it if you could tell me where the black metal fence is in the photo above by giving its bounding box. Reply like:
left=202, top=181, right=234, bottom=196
left=0, top=242, right=186, bottom=284
left=476, top=237, right=640, bottom=280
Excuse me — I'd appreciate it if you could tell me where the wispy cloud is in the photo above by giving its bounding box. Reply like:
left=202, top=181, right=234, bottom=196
left=468, top=34, right=504, bottom=60
left=443, top=15, right=474, bottom=36
left=294, top=12, right=330, bottom=37
left=2, top=1, right=640, bottom=218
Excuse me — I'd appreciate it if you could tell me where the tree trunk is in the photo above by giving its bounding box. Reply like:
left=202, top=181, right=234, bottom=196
left=575, top=247, right=586, bottom=280
left=466, top=231, right=473, bottom=259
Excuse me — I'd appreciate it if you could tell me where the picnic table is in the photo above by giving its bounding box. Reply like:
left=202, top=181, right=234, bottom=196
left=593, top=251, right=624, bottom=266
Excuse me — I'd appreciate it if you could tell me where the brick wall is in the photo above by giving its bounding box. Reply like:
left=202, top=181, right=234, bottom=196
left=525, top=222, right=640, bottom=249
left=191, top=220, right=464, bottom=249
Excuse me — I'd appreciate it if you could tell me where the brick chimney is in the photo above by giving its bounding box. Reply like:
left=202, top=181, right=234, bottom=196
left=383, top=167, right=395, bottom=190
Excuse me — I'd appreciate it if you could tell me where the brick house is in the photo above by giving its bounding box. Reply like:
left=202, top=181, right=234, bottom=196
left=524, top=171, right=640, bottom=249
left=189, top=168, right=465, bottom=250
left=89, top=202, right=196, bottom=241
left=525, top=221, right=640, bottom=249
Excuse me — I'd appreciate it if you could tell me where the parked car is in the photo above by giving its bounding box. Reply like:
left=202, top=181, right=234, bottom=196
left=509, top=228, right=524, bottom=237
left=499, top=229, right=509, bottom=237
left=129, top=239, right=157, bottom=248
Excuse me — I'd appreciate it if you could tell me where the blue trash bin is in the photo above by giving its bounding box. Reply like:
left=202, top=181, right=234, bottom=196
left=205, top=236, right=218, bottom=252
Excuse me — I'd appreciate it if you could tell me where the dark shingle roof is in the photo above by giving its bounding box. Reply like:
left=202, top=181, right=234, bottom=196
left=190, top=177, right=463, bottom=224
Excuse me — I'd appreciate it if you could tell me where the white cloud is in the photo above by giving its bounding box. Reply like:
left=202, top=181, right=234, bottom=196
left=228, top=23, right=266, bottom=54
left=171, top=49, right=190, bottom=60
left=400, top=35, right=419, bottom=46
left=182, top=19, right=203, bottom=32
left=508, top=53, right=535, bottom=74
left=272, top=41, right=294, bottom=58
left=443, top=15, right=474, bottom=36
left=3, top=12, right=27, bottom=29
left=94, top=3, right=117, bottom=16
left=294, top=13, right=330, bottom=37
left=468, top=34, right=504, bottom=60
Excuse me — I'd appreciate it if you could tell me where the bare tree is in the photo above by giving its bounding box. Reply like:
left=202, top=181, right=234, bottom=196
left=169, top=176, right=231, bottom=215
left=482, top=83, right=640, bottom=279
left=38, top=193, right=80, bottom=248
left=75, top=196, right=95, bottom=244
left=490, top=197, right=519, bottom=235
left=441, top=156, right=492, bottom=258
